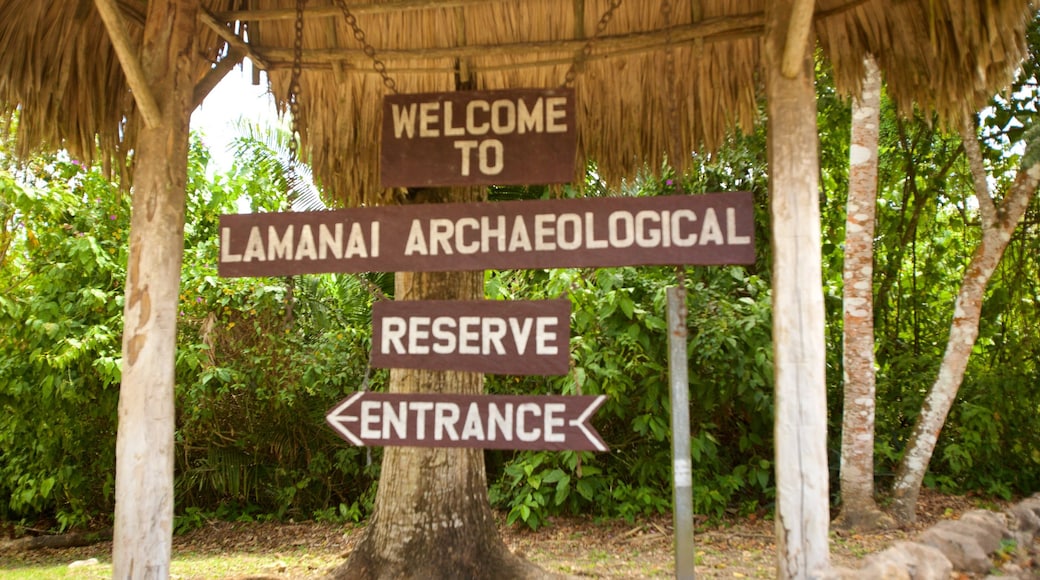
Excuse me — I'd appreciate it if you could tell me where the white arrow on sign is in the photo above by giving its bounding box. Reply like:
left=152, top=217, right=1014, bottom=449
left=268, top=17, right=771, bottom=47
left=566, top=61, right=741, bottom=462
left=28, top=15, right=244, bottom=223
left=325, top=392, right=608, bottom=452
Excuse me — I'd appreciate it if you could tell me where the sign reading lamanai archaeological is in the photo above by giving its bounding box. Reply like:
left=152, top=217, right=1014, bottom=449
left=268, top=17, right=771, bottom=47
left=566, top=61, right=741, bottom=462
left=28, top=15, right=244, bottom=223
left=218, top=192, right=755, bottom=277
left=381, top=88, right=576, bottom=187
left=372, top=299, right=570, bottom=375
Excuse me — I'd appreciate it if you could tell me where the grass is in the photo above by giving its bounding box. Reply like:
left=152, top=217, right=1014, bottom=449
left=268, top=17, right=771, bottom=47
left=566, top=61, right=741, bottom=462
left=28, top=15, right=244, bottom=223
left=0, top=552, right=338, bottom=579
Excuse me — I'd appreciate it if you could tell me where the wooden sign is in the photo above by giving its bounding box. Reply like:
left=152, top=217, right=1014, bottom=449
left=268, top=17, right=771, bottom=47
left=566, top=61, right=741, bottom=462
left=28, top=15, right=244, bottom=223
left=372, top=300, right=570, bottom=375
left=381, top=88, right=577, bottom=187
left=218, top=192, right=755, bottom=277
left=325, top=392, right=608, bottom=451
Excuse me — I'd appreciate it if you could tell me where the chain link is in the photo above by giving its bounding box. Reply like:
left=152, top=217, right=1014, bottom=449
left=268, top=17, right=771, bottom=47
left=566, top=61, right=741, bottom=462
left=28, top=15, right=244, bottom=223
left=660, top=0, right=684, bottom=188
left=288, top=0, right=305, bottom=170
left=563, top=0, right=624, bottom=88
left=332, top=0, right=398, bottom=93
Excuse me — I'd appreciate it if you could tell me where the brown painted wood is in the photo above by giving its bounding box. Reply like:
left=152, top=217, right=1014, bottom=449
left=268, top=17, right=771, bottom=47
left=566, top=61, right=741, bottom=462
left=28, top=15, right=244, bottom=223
left=381, top=88, right=576, bottom=187
left=371, top=299, right=570, bottom=375
left=218, top=191, right=755, bottom=276
left=326, top=392, right=608, bottom=451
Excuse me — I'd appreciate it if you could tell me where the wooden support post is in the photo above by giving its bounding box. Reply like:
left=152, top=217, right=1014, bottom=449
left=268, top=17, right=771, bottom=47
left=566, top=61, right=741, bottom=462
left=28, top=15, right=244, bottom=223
left=765, top=1, right=831, bottom=578
left=93, top=0, right=163, bottom=128
left=111, top=0, right=198, bottom=577
left=781, top=0, right=815, bottom=79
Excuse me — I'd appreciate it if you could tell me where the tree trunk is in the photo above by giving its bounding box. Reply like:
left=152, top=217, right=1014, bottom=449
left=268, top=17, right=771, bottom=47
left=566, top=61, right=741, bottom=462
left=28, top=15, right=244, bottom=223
left=764, top=3, right=831, bottom=577
left=111, top=1, right=197, bottom=577
left=330, top=187, right=551, bottom=580
left=836, top=55, right=892, bottom=532
left=890, top=120, right=1040, bottom=524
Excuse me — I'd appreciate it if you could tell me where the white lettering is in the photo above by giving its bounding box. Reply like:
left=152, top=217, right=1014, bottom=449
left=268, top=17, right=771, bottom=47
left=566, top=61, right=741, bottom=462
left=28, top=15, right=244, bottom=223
left=434, top=403, right=460, bottom=441
left=534, top=214, right=556, bottom=251
left=381, top=317, right=407, bottom=354
left=418, top=102, right=440, bottom=137
left=544, top=403, right=565, bottom=442
left=700, top=208, right=724, bottom=245
left=507, top=215, right=532, bottom=252
left=407, top=316, right=431, bottom=355
left=509, top=318, right=534, bottom=355
left=727, top=207, right=751, bottom=244
left=454, top=140, right=479, bottom=176
left=360, top=400, right=381, bottom=440
left=268, top=225, right=293, bottom=260
left=545, top=97, right=568, bottom=133
left=535, top=317, right=558, bottom=355
left=460, top=403, right=484, bottom=440
left=295, top=225, right=317, bottom=260
left=466, top=100, right=490, bottom=135
left=634, top=210, right=660, bottom=248
left=516, top=403, right=541, bottom=441
left=458, top=316, right=480, bottom=354
left=404, top=219, right=428, bottom=255
left=431, top=317, right=458, bottom=354
left=391, top=103, right=417, bottom=139
left=608, top=211, right=634, bottom=248
left=319, top=223, right=343, bottom=259
left=478, top=139, right=504, bottom=175
left=221, top=227, right=242, bottom=262
left=672, top=209, right=697, bottom=247
left=344, top=222, right=369, bottom=258
left=517, top=98, right=543, bottom=134
left=456, top=217, right=480, bottom=254
left=243, top=226, right=265, bottom=261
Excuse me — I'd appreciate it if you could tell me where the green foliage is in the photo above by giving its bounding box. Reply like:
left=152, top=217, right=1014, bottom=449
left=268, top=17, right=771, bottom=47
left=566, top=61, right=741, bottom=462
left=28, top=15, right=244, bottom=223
left=486, top=163, right=775, bottom=529
left=0, top=155, right=126, bottom=529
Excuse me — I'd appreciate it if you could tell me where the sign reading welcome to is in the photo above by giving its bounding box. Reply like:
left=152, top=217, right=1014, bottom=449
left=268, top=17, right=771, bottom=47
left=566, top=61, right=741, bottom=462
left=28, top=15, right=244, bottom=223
left=218, top=192, right=755, bottom=277
left=380, top=88, right=577, bottom=187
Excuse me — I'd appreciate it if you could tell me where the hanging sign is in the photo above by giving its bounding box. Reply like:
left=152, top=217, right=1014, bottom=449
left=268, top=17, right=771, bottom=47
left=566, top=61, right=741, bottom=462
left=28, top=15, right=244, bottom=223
left=372, top=299, right=570, bottom=375
left=325, top=392, right=608, bottom=451
left=380, top=88, right=577, bottom=187
left=218, top=191, right=755, bottom=277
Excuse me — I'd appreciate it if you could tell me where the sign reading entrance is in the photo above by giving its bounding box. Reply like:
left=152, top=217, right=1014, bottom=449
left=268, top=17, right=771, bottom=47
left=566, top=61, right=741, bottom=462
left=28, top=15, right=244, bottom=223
left=219, top=192, right=755, bottom=277
left=326, top=392, right=608, bottom=451
left=381, top=88, right=576, bottom=187
left=372, top=299, right=570, bottom=375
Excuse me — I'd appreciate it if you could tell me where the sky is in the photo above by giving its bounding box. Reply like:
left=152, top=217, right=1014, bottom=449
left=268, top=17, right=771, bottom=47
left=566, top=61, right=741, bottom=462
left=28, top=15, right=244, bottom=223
left=190, top=62, right=279, bottom=173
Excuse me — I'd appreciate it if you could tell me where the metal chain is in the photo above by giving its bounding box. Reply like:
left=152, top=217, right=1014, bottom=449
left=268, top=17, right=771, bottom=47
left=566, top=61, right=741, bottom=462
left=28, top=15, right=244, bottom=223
left=288, top=0, right=305, bottom=170
left=331, top=0, right=398, bottom=93
left=661, top=0, right=685, bottom=191
left=563, top=0, right=624, bottom=88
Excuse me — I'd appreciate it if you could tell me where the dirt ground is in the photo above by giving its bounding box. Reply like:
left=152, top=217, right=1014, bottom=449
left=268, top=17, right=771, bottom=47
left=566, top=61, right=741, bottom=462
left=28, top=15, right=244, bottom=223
left=0, top=490, right=1019, bottom=578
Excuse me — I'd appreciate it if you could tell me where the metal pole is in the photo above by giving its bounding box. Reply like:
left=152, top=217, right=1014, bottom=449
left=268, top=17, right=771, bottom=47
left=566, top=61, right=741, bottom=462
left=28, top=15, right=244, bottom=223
left=667, top=285, right=695, bottom=579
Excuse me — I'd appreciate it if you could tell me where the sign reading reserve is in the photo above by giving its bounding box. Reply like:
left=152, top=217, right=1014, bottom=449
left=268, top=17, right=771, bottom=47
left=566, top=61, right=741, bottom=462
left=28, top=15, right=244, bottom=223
left=372, top=300, right=570, bottom=375
left=218, top=192, right=755, bottom=277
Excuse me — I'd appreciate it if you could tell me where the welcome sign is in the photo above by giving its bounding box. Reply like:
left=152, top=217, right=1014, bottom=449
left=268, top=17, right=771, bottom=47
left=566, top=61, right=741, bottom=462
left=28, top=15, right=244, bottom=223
left=380, top=88, right=577, bottom=187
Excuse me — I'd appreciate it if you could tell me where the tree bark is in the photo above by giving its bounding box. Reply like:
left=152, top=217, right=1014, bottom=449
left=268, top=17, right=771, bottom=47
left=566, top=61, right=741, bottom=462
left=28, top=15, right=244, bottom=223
left=890, top=119, right=1040, bottom=524
left=329, top=187, right=552, bottom=580
left=111, top=1, right=196, bottom=577
left=836, top=55, right=892, bottom=532
left=764, top=4, right=831, bottom=577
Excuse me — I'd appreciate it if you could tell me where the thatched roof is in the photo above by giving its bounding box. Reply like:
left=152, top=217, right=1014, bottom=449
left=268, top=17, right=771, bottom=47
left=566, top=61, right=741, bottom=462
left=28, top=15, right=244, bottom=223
left=0, top=0, right=1034, bottom=207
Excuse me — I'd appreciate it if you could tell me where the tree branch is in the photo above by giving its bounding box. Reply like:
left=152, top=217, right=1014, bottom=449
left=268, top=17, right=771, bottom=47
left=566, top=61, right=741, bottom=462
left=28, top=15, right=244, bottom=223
left=959, top=115, right=997, bottom=228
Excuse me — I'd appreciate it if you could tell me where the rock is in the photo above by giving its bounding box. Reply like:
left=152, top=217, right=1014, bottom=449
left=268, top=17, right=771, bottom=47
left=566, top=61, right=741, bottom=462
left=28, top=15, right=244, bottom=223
left=919, top=525, right=991, bottom=573
left=856, top=541, right=952, bottom=580
left=68, top=557, right=100, bottom=568
left=1009, top=502, right=1040, bottom=535
left=933, top=512, right=1004, bottom=555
